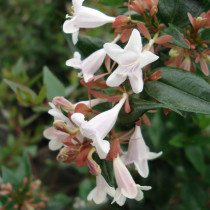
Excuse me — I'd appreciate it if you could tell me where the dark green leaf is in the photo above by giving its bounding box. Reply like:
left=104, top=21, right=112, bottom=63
left=201, top=28, right=210, bottom=41
left=145, top=67, right=210, bottom=115
left=169, top=134, right=185, bottom=147
left=43, top=66, right=65, bottom=101
left=4, top=79, right=37, bottom=100
left=118, top=98, right=181, bottom=128
left=16, top=88, right=34, bottom=105
left=162, top=24, right=189, bottom=48
left=13, top=57, right=24, bottom=77
left=185, top=146, right=206, bottom=175
left=158, top=0, right=203, bottom=27
left=79, top=179, right=95, bottom=201
left=181, top=183, right=207, bottom=210
left=65, top=34, right=106, bottom=58
left=99, top=0, right=123, bottom=6
left=34, top=85, right=47, bottom=105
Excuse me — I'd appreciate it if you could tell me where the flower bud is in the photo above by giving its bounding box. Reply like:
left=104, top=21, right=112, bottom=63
left=169, top=48, right=179, bottom=57
left=52, top=97, right=75, bottom=112
left=57, top=146, right=79, bottom=163
left=87, top=148, right=101, bottom=175
left=53, top=120, right=79, bottom=134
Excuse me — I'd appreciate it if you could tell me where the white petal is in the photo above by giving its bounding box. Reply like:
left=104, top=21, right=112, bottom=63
left=128, top=68, right=144, bottom=93
left=147, top=151, right=163, bottom=160
left=134, top=160, right=149, bottom=178
left=135, top=188, right=144, bottom=201
left=82, top=49, right=106, bottom=82
left=43, top=127, right=69, bottom=141
left=72, top=30, right=79, bottom=45
left=125, top=29, right=142, bottom=54
left=106, top=65, right=128, bottom=87
left=92, top=139, right=110, bottom=159
left=49, top=139, right=63, bottom=151
left=139, top=51, right=159, bottom=68
left=138, top=185, right=152, bottom=191
left=72, top=0, right=84, bottom=12
left=87, top=187, right=97, bottom=201
left=63, top=18, right=78, bottom=34
left=76, top=6, right=115, bottom=28
left=71, top=113, right=85, bottom=127
left=66, top=57, right=82, bottom=69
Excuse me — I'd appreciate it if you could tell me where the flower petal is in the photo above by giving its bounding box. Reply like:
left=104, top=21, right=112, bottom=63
left=43, top=127, right=69, bottom=141
left=49, top=139, right=63, bottom=151
left=139, top=51, right=159, bottom=68
left=134, top=160, right=149, bottom=178
left=73, top=0, right=84, bottom=12
left=63, top=17, right=78, bottom=34
left=125, top=29, right=142, bottom=54
left=106, top=65, right=128, bottom=87
left=92, top=138, right=110, bottom=159
left=128, top=68, right=144, bottom=93
left=71, top=113, right=85, bottom=127
left=72, top=29, right=79, bottom=45
left=147, top=151, right=163, bottom=160
left=76, top=6, right=115, bottom=28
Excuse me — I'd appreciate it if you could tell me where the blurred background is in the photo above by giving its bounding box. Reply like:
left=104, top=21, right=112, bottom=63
left=0, top=0, right=210, bottom=209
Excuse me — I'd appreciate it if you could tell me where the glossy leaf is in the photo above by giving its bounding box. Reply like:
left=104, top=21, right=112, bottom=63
left=118, top=98, right=181, bottom=128
left=185, top=146, right=206, bottom=175
left=145, top=67, right=210, bottom=115
left=43, top=66, right=65, bottom=101
left=162, top=24, right=189, bottom=48
left=201, top=28, right=210, bottom=41
left=158, top=0, right=203, bottom=27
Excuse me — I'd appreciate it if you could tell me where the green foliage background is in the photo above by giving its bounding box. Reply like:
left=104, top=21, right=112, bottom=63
left=0, top=0, right=210, bottom=209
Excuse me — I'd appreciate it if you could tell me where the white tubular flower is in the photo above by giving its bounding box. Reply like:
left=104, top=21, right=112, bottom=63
left=87, top=174, right=115, bottom=204
left=112, top=156, right=151, bottom=206
left=121, top=125, right=162, bottom=178
left=66, top=49, right=106, bottom=82
left=71, top=94, right=127, bottom=159
left=75, top=98, right=107, bottom=108
left=104, top=29, right=159, bottom=93
left=63, top=0, right=115, bottom=44
left=43, top=127, right=69, bottom=151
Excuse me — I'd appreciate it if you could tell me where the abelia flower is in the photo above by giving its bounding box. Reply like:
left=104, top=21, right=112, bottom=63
left=71, top=94, right=127, bottom=159
left=121, top=125, right=162, bottom=178
left=43, top=127, right=69, bottom=151
left=87, top=174, right=115, bottom=204
left=63, top=0, right=115, bottom=44
left=104, top=29, right=159, bottom=93
left=66, top=49, right=106, bottom=82
left=112, top=155, right=151, bottom=206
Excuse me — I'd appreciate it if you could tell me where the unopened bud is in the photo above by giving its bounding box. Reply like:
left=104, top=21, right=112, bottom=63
left=169, top=48, right=179, bottom=57
left=206, top=55, right=210, bottom=64
left=57, top=146, right=79, bottom=163
left=53, top=120, right=79, bottom=134
left=87, top=148, right=101, bottom=176
left=196, top=17, right=203, bottom=23
left=52, top=97, right=75, bottom=112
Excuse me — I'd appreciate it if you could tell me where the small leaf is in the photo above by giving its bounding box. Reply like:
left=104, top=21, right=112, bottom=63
left=43, top=66, right=65, bottom=101
left=4, top=79, right=37, bottom=100
left=13, top=57, right=24, bottom=77
left=185, top=146, right=206, bottom=175
left=34, top=85, right=47, bottom=105
left=169, top=134, right=185, bottom=147
left=162, top=24, right=189, bottom=48
left=201, top=28, right=210, bottom=41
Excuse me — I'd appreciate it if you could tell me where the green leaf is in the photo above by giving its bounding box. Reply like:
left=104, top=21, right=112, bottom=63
left=201, top=28, right=210, bottom=41
left=4, top=79, right=37, bottom=100
left=43, top=66, right=65, bottom=101
left=169, top=134, right=185, bottom=147
left=13, top=57, right=24, bottom=77
left=145, top=67, right=210, bottom=115
left=118, top=98, right=181, bottom=128
left=34, top=85, right=47, bottom=105
left=79, top=179, right=95, bottom=201
left=65, top=34, right=105, bottom=58
left=158, top=0, right=203, bottom=27
left=185, top=146, right=206, bottom=175
left=162, top=24, right=189, bottom=48
left=99, top=0, right=123, bottom=6
left=181, top=183, right=207, bottom=210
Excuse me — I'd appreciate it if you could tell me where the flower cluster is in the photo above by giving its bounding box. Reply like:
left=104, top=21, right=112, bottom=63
left=43, top=0, right=163, bottom=206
